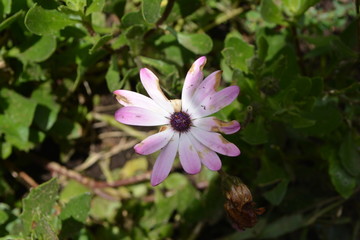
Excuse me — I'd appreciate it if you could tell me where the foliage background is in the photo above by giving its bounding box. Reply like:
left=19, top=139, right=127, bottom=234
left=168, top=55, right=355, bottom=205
left=0, top=0, right=359, bottom=239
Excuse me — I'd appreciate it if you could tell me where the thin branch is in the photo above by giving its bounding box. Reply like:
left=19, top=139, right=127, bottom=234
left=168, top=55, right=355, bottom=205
left=3, top=161, right=38, bottom=188
left=45, top=161, right=151, bottom=188
left=156, top=0, right=175, bottom=27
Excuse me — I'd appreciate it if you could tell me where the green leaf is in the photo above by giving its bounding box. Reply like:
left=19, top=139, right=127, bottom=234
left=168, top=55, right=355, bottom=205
left=177, top=32, right=213, bottom=54
left=31, top=82, right=61, bottom=131
left=20, top=178, right=60, bottom=236
left=302, top=100, right=342, bottom=136
left=64, top=0, right=86, bottom=12
left=285, top=113, right=316, bottom=129
left=0, top=204, right=9, bottom=225
left=89, top=34, right=112, bottom=55
left=60, top=193, right=91, bottom=223
left=308, top=77, right=323, bottom=96
left=260, top=0, right=283, bottom=24
left=0, top=88, right=37, bottom=151
left=163, top=173, right=189, bottom=189
left=256, top=157, right=287, bottom=186
left=328, top=149, right=356, bottom=199
left=0, top=10, right=24, bottom=32
left=282, top=0, right=320, bottom=17
left=0, top=0, right=11, bottom=18
left=25, top=4, right=75, bottom=36
left=0, top=141, right=12, bottom=159
left=263, top=179, right=289, bottom=205
left=105, top=55, right=122, bottom=92
left=222, top=33, right=254, bottom=73
left=259, top=214, right=305, bottom=238
left=148, top=223, right=173, bottom=239
left=89, top=196, right=121, bottom=221
left=121, top=11, right=146, bottom=29
left=139, top=56, right=178, bottom=76
left=125, top=25, right=146, bottom=55
left=18, top=62, right=47, bottom=82
left=21, top=35, right=57, bottom=62
left=60, top=180, right=90, bottom=202
left=142, top=0, right=162, bottom=23
left=339, top=134, right=360, bottom=177
left=241, top=117, right=268, bottom=145
left=257, top=36, right=268, bottom=62
left=256, top=28, right=287, bottom=61
left=50, top=117, right=83, bottom=139
left=86, top=0, right=105, bottom=16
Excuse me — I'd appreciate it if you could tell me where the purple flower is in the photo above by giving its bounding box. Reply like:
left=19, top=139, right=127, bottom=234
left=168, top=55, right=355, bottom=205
left=114, top=56, right=240, bottom=186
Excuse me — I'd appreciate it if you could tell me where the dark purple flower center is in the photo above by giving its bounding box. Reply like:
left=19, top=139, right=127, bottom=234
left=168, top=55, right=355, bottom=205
left=170, top=111, right=192, bottom=132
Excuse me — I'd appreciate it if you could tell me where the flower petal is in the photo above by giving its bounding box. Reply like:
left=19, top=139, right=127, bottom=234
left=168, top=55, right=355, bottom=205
left=190, top=127, right=240, bottom=156
left=115, top=106, right=168, bottom=126
left=193, top=117, right=240, bottom=134
left=134, top=127, right=174, bottom=155
left=187, top=133, right=222, bottom=171
left=190, top=86, right=240, bottom=119
left=151, top=133, right=180, bottom=186
left=178, top=132, right=202, bottom=174
left=191, top=70, right=222, bottom=107
left=114, top=90, right=170, bottom=117
left=181, top=56, right=207, bottom=113
left=140, top=68, right=174, bottom=113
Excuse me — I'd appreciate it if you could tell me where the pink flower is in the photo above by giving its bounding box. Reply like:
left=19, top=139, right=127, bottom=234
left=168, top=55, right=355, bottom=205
left=114, top=56, right=240, bottom=186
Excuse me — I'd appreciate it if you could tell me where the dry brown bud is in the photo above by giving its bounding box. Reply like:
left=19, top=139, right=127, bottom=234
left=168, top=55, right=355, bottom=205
left=221, top=173, right=265, bottom=231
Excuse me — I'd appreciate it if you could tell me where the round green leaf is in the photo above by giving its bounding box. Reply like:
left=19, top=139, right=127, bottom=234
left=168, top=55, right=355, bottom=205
left=142, top=0, right=162, bottom=23
left=177, top=32, right=213, bottom=54
left=24, top=4, right=75, bottom=36
left=328, top=150, right=356, bottom=199
left=222, top=35, right=254, bottom=73
left=22, top=36, right=57, bottom=62
left=260, top=0, right=283, bottom=24
left=86, top=0, right=105, bottom=16
left=339, top=134, right=360, bottom=177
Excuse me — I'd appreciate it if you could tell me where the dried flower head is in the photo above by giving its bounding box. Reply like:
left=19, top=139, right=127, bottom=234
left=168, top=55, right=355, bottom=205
left=222, top=174, right=265, bottom=231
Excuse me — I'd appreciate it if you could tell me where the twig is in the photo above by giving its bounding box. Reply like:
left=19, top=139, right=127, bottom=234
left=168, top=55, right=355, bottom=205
left=74, top=137, right=139, bottom=171
left=143, top=0, right=175, bottom=39
left=156, top=0, right=175, bottom=27
left=46, top=161, right=151, bottom=188
left=3, top=161, right=38, bottom=188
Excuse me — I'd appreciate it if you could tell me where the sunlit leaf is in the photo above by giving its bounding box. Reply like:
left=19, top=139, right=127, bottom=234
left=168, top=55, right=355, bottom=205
left=106, top=55, right=122, bottom=92
left=25, top=4, right=75, bottom=36
left=142, top=0, right=162, bottom=24
left=21, top=35, right=57, bottom=62
left=20, top=178, right=59, bottom=236
left=177, top=32, right=213, bottom=54
left=222, top=33, right=254, bottom=73
left=260, top=0, right=283, bottom=24
left=0, top=10, right=23, bottom=32
left=86, top=0, right=105, bottom=15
